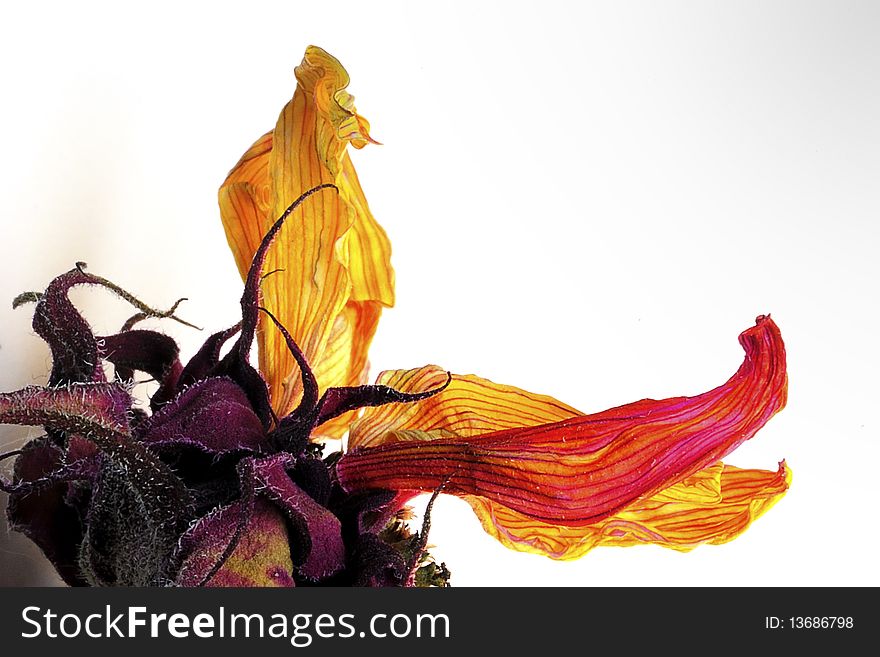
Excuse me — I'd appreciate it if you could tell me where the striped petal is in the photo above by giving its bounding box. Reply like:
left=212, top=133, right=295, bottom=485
left=219, top=46, right=393, bottom=430
left=337, top=316, right=787, bottom=543
left=467, top=462, right=791, bottom=559
left=345, top=367, right=791, bottom=558
left=348, top=365, right=581, bottom=449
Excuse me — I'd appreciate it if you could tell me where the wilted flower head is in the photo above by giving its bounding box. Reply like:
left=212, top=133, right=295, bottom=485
left=0, top=46, right=789, bottom=587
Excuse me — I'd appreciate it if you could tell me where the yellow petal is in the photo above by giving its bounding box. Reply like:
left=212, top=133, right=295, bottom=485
left=219, top=46, right=394, bottom=427
left=218, top=131, right=273, bottom=280
left=309, top=301, right=382, bottom=440
left=347, top=365, right=582, bottom=449
left=467, top=462, right=791, bottom=559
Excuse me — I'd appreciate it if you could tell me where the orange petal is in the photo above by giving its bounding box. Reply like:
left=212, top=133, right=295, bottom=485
left=218, top=46, right=394, bottom=427
left=218, top=131, right=273, bottom=281
left=467, top=462, right=791, bottom=559
left=309, top=301, right=382, bottom=440
left=338, top=315, right=787, bottom=527
left=347, top=365, right=582, bottom=449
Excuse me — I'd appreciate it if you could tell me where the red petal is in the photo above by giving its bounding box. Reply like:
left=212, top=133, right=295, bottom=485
left=337, top=316, right=787, bottom=526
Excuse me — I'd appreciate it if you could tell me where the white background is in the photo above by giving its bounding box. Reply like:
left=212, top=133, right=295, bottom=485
left=1, top=1, right=877, bottom=586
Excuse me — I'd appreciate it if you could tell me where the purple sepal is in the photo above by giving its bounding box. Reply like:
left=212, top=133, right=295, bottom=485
left=177, top=323, right=240, bottom=389
left=314, top=373, right=452, bottom=428
left=0, top=383, right=133, bottom=439
left=247, top=454, right=345, bottom=581
left=350, top=533, right=405, bottom=587
left=5, top=437, right=88, bottom=586
left=98, top=330, right=183, bottom=409
left=174, top=498, right=296, bottom=588
left=78, top=442, right=194, bottom=586
left=136, top=377, right=267, bottom=455
left=211, top=354, right=274, bottom=431
left=28, top=267, right=104, bottom=386
left=99, top=330, right=180, bottom=384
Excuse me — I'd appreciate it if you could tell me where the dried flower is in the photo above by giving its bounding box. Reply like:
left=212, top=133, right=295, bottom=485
left=0, top=46, right=788, bottom=587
